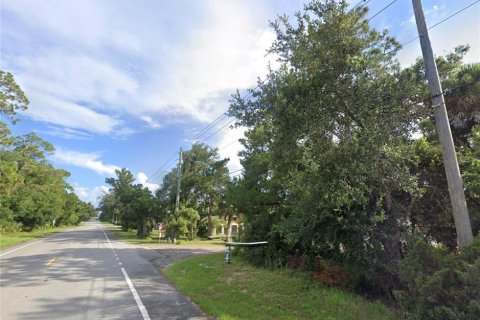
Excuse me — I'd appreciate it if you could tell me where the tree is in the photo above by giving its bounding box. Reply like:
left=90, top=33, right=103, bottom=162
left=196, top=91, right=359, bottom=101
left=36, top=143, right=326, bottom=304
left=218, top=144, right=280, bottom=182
left=104, top=168, right=156, bottom=238
left=0, top=70, right=29, bottom=124
left=166, top=205, right=200, bottom=240
left=228, top=0, right=424, bottom=296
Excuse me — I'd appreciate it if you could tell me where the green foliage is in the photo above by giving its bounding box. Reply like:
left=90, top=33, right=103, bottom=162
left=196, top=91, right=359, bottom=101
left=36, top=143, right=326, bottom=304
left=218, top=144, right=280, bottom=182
left=0, top=70, right=95, bottom=232
left=101, top=168, right=157, bottom=238
left=396, top=237, right=480, bottom=320
left=156, top=143, right=230, bottom=238
left=0, top=70, right=29, bottom=124
left=165, top=205, right=200, bottom=240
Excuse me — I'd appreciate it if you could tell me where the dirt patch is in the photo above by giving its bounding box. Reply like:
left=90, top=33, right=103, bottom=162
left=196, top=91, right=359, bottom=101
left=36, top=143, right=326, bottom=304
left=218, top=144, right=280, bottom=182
left=135, top=244, right=224, bottom=269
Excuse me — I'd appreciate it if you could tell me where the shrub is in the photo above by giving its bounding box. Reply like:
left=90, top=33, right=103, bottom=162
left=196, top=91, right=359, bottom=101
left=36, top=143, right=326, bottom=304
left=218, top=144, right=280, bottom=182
left=396, top=236, right=480, bottom=320
left=287, top=254, right=308, bottom=271
left=312, top=264, right=346, bottom=287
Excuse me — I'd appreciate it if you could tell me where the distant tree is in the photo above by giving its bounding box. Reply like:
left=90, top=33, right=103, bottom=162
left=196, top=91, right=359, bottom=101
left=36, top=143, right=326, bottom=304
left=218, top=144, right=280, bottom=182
left=157, top=143, right=230, bottom=238
left=181, top=143, right=229, bottom=236
left=104, top=168, right=156, bottom=238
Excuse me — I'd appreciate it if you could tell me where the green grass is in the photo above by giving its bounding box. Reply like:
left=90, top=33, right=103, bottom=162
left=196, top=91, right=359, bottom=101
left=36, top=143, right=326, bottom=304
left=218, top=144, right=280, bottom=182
left=104, top=223, right=224, bottom=246
left=0, top=226, right=70, bottom=249
left=164, top=253, right=401, bottom=320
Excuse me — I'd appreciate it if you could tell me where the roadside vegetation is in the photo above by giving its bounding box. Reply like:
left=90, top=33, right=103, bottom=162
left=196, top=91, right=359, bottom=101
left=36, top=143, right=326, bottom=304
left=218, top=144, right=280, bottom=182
left=164, top=253, right=400, bottom=320
left=0, top=71, right=96, bottom=235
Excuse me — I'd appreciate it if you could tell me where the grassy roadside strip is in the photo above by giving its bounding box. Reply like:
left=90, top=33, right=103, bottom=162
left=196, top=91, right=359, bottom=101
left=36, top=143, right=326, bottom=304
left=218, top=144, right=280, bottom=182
left=163, top=253, right=400, bottom=320
left=0, top=226, right=70, bottom=249
left=102, top=222, right=224, bottom=246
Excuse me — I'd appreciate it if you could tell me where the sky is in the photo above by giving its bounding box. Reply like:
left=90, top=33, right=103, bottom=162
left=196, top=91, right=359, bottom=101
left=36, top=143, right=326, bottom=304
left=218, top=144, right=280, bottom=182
left=1, top=0, right=479, bottom=205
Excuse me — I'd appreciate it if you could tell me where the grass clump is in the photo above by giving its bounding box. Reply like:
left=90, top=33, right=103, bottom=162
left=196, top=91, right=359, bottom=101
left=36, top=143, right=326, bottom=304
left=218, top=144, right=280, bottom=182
left=164, top=253, right=400, bottom=320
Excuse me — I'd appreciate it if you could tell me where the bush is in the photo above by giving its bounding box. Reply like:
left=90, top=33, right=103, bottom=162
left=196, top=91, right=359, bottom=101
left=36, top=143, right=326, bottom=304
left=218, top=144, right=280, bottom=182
left=396, top=236, right=480, bottom=320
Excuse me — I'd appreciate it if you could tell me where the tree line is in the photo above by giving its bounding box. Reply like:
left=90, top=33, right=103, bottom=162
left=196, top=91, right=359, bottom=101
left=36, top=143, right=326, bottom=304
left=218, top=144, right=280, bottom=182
left=0, top=70, right=96, bottom=232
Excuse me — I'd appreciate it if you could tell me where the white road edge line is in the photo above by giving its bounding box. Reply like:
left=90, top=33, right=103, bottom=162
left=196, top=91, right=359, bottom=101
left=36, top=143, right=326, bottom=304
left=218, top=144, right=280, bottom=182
left=0, top=233, right=61, bottom=258
left=121, top=268, right=152, bottom=320
left=100, top=226, right=113, bottom=249
left=100, top=225, right=151, bottom=320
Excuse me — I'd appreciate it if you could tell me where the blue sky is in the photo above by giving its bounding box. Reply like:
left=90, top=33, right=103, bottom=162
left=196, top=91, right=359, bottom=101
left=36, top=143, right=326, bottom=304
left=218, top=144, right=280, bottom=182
left=1, top=0, right=479, bottom=205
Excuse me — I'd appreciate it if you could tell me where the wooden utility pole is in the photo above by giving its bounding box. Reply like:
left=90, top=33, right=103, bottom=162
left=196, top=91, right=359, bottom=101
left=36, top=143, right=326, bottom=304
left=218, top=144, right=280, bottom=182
left=412, top=0, right=474, bottom=248
left=175, top=148, right=182, bottom=213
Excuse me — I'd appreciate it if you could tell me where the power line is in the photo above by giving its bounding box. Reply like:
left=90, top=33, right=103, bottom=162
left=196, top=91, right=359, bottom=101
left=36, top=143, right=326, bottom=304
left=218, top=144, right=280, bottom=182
left=147, top=82, right=263, bottom=183
left=148, top=0, right=479, bottom=183
left=398, top=0, right=480, bottom=49
left=199, top=118, right=237, bottom=144
left=229, top=168, right=243, bottom=175
left=180, top=113, right=229, bottom=149
left=218, top=139, right=241, bottom=152
left=368, top=0, right=398, bottom=21
left=430, top=0, right=480, bottom=30
left=351, top=0, right=372, bottom=11
left=152, top=77, right=479, bottom=184
left=149, top=153, right=178, bottom=181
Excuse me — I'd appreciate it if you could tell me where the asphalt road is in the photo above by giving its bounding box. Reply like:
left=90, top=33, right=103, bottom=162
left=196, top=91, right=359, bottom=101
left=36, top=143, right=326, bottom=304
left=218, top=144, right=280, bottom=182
left=0, top=220, right=207, bottom=320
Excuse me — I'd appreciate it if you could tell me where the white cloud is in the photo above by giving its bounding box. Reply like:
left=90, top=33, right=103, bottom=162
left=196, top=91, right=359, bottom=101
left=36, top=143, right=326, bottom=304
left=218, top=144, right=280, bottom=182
left=135, top=172, right=160, bottom=192
left=16, top=52, right=139, bottom=108
left=3, top=0, right=279, bottom=131
left=2, top=0, right=111, bottom=48
left=140, top=116, right=162, bottom=129
left=5, top=0, right=476, bottom=140
left=73, top=184, right=109, bottom=206
left=140, top=2, right=278, bottom=123
left=53, top=148, right=120, bottom=176
left=24, top=92, right=120, bottom=134
left=40, top=126, right=93, bottom=140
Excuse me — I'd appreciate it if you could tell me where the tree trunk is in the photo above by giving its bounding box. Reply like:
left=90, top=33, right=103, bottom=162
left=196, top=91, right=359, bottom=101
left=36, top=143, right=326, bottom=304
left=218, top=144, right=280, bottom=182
left=136, top=217, right=148, bottom=238
left=379, top=184, right=403, bottom=296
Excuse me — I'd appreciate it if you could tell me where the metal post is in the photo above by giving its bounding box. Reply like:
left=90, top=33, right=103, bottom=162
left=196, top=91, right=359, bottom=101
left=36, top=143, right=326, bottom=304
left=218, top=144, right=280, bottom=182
left=225, top=245, right=231, bottom=264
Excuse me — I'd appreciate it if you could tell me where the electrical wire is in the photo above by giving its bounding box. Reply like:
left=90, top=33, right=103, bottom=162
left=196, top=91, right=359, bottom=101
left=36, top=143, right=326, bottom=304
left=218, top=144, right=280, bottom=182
left=368, top=0, right=398, bottom=21
left=351, top=0, right=372, bottom=11
left=148, top=0, right=479, bottom=183
left=398, top=0, right=480, bottom=50
left=147, top=82, right=263, bottom=182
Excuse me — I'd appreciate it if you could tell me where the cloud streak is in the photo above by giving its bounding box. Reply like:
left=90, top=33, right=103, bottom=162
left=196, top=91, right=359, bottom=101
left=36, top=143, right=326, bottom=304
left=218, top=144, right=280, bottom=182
left=53, top=148, right=120, bottom=176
